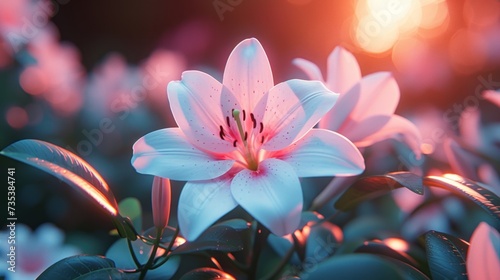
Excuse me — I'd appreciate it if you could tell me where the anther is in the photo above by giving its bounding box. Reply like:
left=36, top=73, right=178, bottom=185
left=250, top=113, right=256, bottom=128
left=219, top=125, right=225, bottom=140
left=261, top=136, right=264, bottom=143
left=243, top=110, right=246, bottom=121
left=244, top=132, right=248, bottom=141
left=226, top=116, right=231, bottom=127
left=233, top=140, right=237, bottom=147
left=259, top=122, right=264, bottom=133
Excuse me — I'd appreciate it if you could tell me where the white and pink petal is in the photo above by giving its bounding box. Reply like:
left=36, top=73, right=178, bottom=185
left=168, top=71, right=234, bottom=153
left=467, top=222, right=500, bottom=280
left=349, top=72, right=400, bottom=122
left=231, top=158, right=302, bottom=236
left=178, top=175, right=238, bottom=241
left=132, top=128, right=234, bottom=181
left=292, top=58, right=325, bottom=82
left=326, top=46, right=362, bottom=93
left=260, top=79, right=338, bottom=151
left=222, top=38, right=274, bottom=111
left=278, top=129, right=365, bottom=177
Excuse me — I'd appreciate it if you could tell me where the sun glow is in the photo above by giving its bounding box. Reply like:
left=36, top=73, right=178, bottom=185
left=352, top=0, right=449, bottom=54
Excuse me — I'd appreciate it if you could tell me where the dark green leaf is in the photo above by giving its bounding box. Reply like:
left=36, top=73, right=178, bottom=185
left=173, top=224, right=247, bottom=255
left=301, top=253, right=407, bottom=280
left=1, top=139, right=118, bottom=216
left=354, top=240, right=419, bottom=269
left=424, top=230, right=468, bottom=280
left=335, top=172, right=423, bottom=211
left=424, top=174, right=500, bottom=230
left=37, top=255, right=131, bottom=280
left=179, top=267, right=235, bottom=280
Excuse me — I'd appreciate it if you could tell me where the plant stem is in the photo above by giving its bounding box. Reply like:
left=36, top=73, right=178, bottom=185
left=248, top=222, right=270, bottom=280
left=262, top=245, right=295, bottom=280
left=138, top=227, right=163, bottom=280
left=151, top=226, right=179, bottom=269
left=126, top=238, right=141, bottom=268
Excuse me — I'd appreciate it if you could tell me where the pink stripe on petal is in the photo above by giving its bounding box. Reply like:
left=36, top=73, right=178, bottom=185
left=231, top=158, right=302, bottom=236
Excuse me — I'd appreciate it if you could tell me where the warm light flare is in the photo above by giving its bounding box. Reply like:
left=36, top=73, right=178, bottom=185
left=353, top=0, right=449, bottom=54
left=383, top=237, right=409, bottom=252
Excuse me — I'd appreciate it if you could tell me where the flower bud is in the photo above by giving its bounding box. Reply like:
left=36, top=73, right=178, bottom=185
left=152, top=176, right=171, bottom=229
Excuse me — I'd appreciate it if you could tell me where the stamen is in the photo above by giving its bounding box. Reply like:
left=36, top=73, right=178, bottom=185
left=233, top=140, right=237, bottom=147
left=242, top=110, right=246, bottom=121
left=244, top=132, right=248, bottom=141
left=250, top=113, right=256, bottom=128
left=226, top=116, right=231, bottom=127
left=232, top=110, right=247, bottom=146
left=219, top=125, right=225, bottom=140
left=259, top=122, right=264, bottom=133
left=261, top=136, right=264, bottom=143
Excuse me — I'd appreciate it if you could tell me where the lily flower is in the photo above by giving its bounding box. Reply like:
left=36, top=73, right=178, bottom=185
left=293, top=47, right=422, bottom=210
left=132, top=38, right=364, bottom=240
left=293, top=46, right=421, bottom=156
left=467, top=222, right=500, bottom=280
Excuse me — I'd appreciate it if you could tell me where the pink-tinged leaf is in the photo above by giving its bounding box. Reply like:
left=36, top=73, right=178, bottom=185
left=467, top=222, right=500, bottom=280
left=319, top=83, right=361, bottom=131
left=231, top=159, right=302, bottom=236
left=178, top=176, right=238, bottom=241
left=277, top=129, right=365, bottom=177
left=292, top=58, right=325, bottom=82
left=335, top=172, right=424, bottom=211
left=483, top=90, right=500, bottom=108
left=180, top=268, right=236, bottom=280
left=349, top=72, right=400, bottom=122
left=354, top=114, right=423, bottom=158
left=1, top=139, right=118, bottom=216
left=222, top=38, right=274, bottom=111
left=132, top=128, right=234, bottom=181
left=261, top=79, right=338, bottom=151
left=424, top=174, right=500, bottom=230
left=168, top=71, right=235, bottom=154
left=326, top=46, right=362, bottom=93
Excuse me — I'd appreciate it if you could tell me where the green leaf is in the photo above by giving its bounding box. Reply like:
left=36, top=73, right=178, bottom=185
left=335, top=172, right=424, bottom=211
left=301, top=253, right=407, bottom=280
left=354, top=240, right=420, bottom=269
left=424, top=174, right=500, bottom=230
left=424, top=230, right=468, bottom=280
left=179, top=267, right=235, bottom=280
left=1, top=139, right=118, bottom=216
left=118, top=198, right=142, bottom=232
left=173, top=223, right=248, bottom=255
left=38, top=255, right=132, bottom=280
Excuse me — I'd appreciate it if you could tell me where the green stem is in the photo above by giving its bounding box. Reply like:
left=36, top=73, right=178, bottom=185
left=262, top=245, right=295, bottom=280
left=151, top=226, right=180, bottom=269
left=248, top=222, right=270, bottom=280
left=138, top=227, right=163, bottom=280
left=126, top=238, right=141, bottom=268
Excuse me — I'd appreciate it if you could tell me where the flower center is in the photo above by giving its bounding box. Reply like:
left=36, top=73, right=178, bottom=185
left=218, top=109, right=266, bottom=171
